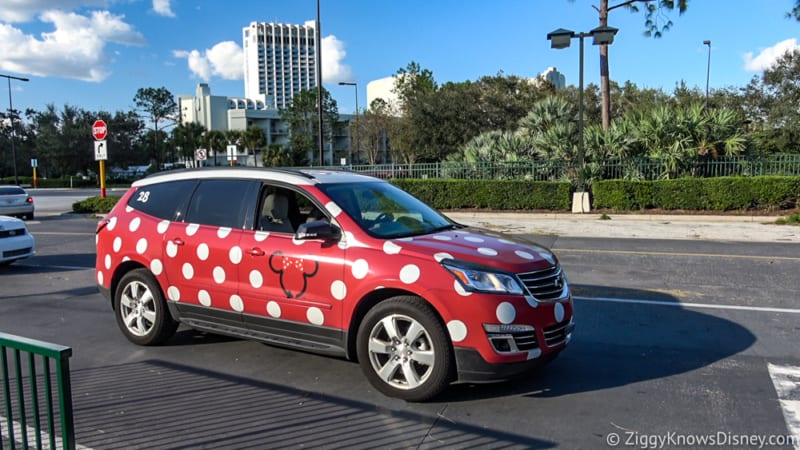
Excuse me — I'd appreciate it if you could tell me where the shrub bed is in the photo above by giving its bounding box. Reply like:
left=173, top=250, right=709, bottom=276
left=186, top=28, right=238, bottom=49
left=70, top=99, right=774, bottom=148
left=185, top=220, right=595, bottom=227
left=391, top=179, right=571, bottom=210
left=593, top=176, right=800, bottom=211
left=72, top=196, right=121, bottom=214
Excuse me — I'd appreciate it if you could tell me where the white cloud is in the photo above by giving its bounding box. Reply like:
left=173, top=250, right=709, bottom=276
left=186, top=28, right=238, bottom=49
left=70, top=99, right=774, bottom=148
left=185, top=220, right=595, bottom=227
left=743, top=38, right=800, bottom=72
left=174, top=41, right=243, bottom=81
left=0, top=0, right=106, bottom=23
left=0, top=9, right=145, bottom=82
left=152, top=0, right=175, bottom=18
left=321, top=35, right=352, bottom=83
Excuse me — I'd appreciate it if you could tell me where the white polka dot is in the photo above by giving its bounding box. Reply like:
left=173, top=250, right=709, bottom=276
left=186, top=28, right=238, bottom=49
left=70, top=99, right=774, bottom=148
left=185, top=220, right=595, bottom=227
left=525, top=296, right=539, bottom=308
left=433, top=235, right=452, bottom=241
left=113, top=237, right=122, bottom=253
left=128, top=217, right=141, bottom=232
left=267, top=301, right=281, bottom=318
left=229, top=246, right=243, bottom=264
left=464, top=236, right=484, bottom=243
left=434, top=252, right=454, bottom=262
left=198, top=290, right=211, bottom=307
left=217, top=227, right=232, bottom=239
left=122, top=256, right=131, bottom=262
left=292, top=237, right=305, bottom=246
left=541, top=252, right=556, bottom=264
left=454, top=280, right=472, bottom=296
left=150, top=259, right=163, bottom=276
left=554, top=302, right=565, bottom=323
left=249, top=270, right=263, bottom=288
left=97, top=271, right=104, bottom=285
left=326, top=201, right=342, bottom=217
left=229, top=295, right=244, bottom=312
left=213, top=267, right=226, bottom=284
left=331, top=280, right=347, bottom=300
left=478, top=247, right=498, bottom=256
left=447, top=320, right=468, bottom=342
left=383, top=241, right=402, bottom=255
left=399, top=264, right=420, bottom=284
left=95, top=235, right=98, bottom=245
left=166, top=241, right=178, bottom=258
left=136, top=238, right=148, bottom=254
left=254, top=231, right=269, bottom=242
left=498, top=239, right=515, bottom=245
left=125, top=206, right=133, bottom=213
left=167, top=286, right=180, bottom=301
left=515, top=250, right=535, bottom=260
left=307, top=307, right=324, bottom=325
left=496, top=302, right=516, bottom=324
left=186, top=223, right=199, bottom=236
left=182, top=262, right=194, bottom=280
left=197, top=243, right=209, bottom=261
left=351, top=259, right=369, bottom=279
left=104, top=254, right=111, bottom=270
left=397, top=237, right=413, bottom=242
left=107, top=216, right=117, bottom=231
left=157, top=220, right=169, bottom=234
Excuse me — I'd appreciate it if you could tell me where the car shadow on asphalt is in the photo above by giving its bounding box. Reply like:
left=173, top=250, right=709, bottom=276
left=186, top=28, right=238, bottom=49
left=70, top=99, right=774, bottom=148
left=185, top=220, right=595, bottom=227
left=68, top=359, right=554, bottom=449
left=437, top=285, right=756, bottom=402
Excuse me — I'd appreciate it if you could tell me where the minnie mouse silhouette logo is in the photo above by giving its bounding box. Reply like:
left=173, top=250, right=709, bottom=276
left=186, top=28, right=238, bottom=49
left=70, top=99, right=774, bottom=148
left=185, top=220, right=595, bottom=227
left=269, top=251, right=319, bottom=298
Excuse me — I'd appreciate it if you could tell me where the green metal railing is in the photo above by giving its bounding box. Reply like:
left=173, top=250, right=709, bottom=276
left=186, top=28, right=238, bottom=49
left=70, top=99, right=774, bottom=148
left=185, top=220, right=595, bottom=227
left=0, top=332, right=74, bottom=450
left=310, top=153, right=800, bottom=181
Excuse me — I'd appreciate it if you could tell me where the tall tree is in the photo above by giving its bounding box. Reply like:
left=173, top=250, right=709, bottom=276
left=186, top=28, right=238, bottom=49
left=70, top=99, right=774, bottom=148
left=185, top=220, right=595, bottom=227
left=133, top=87, right=177, bottom=166
left=279, top=87, right=339, bottom=165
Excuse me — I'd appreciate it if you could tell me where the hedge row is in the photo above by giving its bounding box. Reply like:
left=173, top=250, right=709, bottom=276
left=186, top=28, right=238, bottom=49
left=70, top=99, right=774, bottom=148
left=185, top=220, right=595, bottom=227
left=593, top=176, right=800, bottom=211
left=390, top=179, right=571, bottom=210
left=1, top=176, right=98, bottom=188
left=72, top=196, right=122, bottom=214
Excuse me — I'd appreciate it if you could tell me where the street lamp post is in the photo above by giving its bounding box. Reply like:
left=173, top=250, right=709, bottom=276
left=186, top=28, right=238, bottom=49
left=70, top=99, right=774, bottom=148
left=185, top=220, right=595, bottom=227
left=339, top=81, right=358, bottom=165
left=315, top=0, right=324, bottom=165
left=546, top=26, right=618, bottom=180
left=703, top=40, right=712, bottom=109
left=1, top=73, right=30, bottom=186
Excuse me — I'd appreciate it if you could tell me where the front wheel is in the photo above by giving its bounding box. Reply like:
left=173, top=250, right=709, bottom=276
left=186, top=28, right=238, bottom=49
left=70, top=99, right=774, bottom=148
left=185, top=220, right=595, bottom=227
left=114, top=269, right=178, bottom=346
left=356, top=296, right=453, bottom=401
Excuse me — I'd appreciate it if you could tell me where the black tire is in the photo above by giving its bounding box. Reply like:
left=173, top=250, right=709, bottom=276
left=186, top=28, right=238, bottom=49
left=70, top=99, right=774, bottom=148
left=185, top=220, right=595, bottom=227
left=24, top=212, right=33, bottom=221
left=114, top=269, right=178, bottom=346
left=356, top=296, right=453, bottom=401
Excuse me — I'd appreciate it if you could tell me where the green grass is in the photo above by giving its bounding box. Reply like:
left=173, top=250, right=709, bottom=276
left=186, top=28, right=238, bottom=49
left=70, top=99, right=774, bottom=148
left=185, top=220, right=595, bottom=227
left=775, top=212, right=800, bottom=225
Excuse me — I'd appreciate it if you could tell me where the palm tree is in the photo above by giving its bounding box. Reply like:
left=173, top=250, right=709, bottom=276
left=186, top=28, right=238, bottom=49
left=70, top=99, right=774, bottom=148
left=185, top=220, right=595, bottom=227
left=204, top=130, right=226, bottom=166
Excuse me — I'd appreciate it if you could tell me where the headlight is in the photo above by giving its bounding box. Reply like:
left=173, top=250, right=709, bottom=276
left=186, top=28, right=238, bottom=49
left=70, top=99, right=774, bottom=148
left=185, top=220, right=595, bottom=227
left=443, top=262, right=524, bottom=295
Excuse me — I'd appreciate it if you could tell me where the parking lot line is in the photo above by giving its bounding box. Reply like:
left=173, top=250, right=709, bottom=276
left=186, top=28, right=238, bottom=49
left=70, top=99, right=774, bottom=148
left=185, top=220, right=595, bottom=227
left=558, top=248, right=800, bottom=262
left=0, top=415, right=94, bottom=450
left=574, top=296, right=800, bottom=314
left=768, top=363, right=800, bottom=450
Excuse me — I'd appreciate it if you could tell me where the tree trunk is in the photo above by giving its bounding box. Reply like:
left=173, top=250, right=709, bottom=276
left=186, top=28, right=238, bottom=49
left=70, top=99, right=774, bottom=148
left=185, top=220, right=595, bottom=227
left=599, top=0, right=612, bottom=130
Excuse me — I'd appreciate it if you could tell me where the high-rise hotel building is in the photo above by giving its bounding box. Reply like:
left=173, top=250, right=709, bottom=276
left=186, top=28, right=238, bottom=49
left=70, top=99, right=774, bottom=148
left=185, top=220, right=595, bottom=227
left=242, top=21, right=318, bottom=110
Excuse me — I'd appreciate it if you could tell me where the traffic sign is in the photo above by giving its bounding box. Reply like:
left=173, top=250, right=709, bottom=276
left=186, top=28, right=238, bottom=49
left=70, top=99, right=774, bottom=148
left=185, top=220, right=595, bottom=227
left=92, top=119, right=108, bottom=140
left=226, top=145, right=237, bottom=161
left=94, top=140, right=108, bottom=161
left=196, top=148, right=208, bottom=161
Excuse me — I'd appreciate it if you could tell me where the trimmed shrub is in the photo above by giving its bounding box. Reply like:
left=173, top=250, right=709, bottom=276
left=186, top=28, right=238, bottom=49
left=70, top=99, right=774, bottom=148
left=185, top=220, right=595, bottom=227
left=391, top=179, right=571, bottom=210
left=72, top=196, right=121, bottom=214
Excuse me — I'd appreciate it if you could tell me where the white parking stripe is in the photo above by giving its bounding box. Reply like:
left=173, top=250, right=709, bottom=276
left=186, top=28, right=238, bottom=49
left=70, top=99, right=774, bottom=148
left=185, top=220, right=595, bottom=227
left=0, top=414, right=94, bottom=450
left=574, top=296, right=800, bottom=314
left=768, top=364, right=800, bottom=450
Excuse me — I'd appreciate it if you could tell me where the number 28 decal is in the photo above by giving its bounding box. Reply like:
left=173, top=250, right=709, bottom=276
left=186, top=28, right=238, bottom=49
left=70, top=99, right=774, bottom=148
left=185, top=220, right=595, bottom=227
left=136, top=191, right=150, bottom=203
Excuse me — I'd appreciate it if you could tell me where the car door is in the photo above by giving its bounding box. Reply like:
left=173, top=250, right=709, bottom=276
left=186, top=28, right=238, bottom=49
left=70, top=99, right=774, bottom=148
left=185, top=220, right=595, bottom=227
left=164, top=178, right=259, bottom=327
left=238, top=184, right=347, bottom=346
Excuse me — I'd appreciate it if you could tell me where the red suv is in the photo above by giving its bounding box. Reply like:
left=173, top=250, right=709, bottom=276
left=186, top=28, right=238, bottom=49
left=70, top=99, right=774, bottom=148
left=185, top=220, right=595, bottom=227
left=96, top=168, right=574, bottom=401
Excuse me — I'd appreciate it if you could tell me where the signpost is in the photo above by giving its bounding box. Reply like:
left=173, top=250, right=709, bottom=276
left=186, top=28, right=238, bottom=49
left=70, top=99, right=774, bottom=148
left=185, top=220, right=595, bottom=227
left=31, top=159, right=38, bottom=188
left=93, top=119, right=108, bottom=198
left=226, top=145, right=237, bottom=166
left=196, top=148, right=207, bottom=167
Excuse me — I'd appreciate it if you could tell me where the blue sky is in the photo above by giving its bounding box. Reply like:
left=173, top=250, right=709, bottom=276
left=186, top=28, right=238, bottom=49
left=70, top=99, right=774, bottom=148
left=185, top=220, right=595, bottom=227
left=1, top=0, right=799, bottom=117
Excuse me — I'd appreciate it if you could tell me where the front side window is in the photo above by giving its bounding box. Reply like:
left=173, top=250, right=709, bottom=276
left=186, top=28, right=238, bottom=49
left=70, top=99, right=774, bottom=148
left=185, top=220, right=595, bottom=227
left=185, top=179, right=255, bottom=228
left=318, top=181, right=454, bottom=239
left=128, top=180, right=196, bottom=221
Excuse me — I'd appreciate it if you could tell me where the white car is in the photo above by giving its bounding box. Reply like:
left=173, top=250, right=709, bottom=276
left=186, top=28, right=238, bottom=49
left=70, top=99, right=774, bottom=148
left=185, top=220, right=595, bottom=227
left=0, top=185, right=35, bottom=220
left=0, top=215, right=35, bottom=266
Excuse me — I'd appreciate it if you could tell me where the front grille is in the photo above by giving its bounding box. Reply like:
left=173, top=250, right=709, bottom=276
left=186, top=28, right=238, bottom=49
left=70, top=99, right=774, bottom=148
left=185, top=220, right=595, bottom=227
left=0, top=228, right=26, bottom=239
left=517, top=265, right=566, bottom=301
left=3, top=247, right=32, bottom=258
left=543, top=322, right=571, bottom=348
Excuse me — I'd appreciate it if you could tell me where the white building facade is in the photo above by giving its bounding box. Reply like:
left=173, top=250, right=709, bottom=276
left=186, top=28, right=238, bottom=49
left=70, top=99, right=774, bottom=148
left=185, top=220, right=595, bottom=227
left=242, top=21, right=318, bottom=110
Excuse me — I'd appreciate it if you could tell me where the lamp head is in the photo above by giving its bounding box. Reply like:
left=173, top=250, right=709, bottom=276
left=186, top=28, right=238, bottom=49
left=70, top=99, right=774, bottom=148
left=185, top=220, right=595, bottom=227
left=547, top=28, right=576, bottom=49
left=590, top=26, right=618, bottom=46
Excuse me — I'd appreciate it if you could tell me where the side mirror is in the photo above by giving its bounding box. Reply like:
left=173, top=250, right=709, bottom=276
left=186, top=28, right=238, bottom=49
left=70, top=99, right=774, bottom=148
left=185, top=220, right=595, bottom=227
left=295, top=220, right=341, bottom=241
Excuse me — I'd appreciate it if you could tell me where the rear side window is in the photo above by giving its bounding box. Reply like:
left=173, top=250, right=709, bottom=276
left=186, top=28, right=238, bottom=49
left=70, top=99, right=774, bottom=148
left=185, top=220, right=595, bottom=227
left=0, top=187, right=25, bottom=195
left=185, top=179, right=256, bottom=228
left=128, top=180, right=196, bottom=221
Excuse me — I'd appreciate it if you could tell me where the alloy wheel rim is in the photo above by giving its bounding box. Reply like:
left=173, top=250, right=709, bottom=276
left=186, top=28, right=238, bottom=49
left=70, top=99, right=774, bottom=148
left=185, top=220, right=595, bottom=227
left=120, top=280, right=157, bottom=337
left=367, top=313, right=435, bottom=390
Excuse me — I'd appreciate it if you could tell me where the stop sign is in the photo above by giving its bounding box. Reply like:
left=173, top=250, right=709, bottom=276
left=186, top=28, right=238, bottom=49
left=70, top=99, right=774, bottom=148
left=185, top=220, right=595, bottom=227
left=92, top=120, right=108, bottom=141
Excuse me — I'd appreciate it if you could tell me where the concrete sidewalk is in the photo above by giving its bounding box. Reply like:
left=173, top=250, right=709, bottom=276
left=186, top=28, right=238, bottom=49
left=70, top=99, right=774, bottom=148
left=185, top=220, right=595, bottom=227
left=445, top=211, right=800, bottom=243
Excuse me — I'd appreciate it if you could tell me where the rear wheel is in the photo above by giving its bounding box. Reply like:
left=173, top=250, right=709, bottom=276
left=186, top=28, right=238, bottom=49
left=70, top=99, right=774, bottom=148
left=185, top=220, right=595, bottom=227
left=357, top=296, right=453, bottom=401
left=114, top=269, right=177, bottom=345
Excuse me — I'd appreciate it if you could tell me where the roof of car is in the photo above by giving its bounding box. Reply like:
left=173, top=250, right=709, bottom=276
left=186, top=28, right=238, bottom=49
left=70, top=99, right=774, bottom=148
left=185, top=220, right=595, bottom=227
left=131, top=167, right=383, bottom=187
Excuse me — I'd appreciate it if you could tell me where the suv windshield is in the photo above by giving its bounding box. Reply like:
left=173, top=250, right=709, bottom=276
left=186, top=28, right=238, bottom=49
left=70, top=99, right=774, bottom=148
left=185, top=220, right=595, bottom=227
left=319, top=181, right=455, bottom=239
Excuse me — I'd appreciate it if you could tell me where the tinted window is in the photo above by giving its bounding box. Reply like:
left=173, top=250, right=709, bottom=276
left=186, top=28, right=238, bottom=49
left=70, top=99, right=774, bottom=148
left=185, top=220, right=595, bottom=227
left=128, top=180, right=196, bottom=221
left=185, top=179, right=255, bottom=228
left=0, top=187, right=25, bottom=195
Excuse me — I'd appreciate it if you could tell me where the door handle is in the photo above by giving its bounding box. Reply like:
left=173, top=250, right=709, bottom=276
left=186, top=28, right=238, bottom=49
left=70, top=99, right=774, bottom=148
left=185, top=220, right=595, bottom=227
left=249, top=247, right=266, bottom=256
left=170, top=238, right=185, bottom=246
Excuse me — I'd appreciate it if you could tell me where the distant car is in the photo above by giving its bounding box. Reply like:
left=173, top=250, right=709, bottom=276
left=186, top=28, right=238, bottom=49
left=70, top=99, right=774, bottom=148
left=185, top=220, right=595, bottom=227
left=0, top=215, right=35, bottom=266
left=0, top=186, right=35, bottom=220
